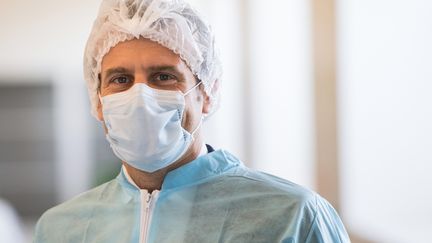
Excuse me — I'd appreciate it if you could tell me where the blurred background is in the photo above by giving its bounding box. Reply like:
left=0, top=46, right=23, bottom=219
left=0, top=0, right=431, bottom=242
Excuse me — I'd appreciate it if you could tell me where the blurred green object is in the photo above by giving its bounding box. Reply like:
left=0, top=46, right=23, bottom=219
left=92, top=160, right=122, bottom=186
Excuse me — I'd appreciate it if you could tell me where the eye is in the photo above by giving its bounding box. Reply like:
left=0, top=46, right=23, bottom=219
left=153, top=73, right=176, bottom=82
left=111, top=76, right=132, bottom=84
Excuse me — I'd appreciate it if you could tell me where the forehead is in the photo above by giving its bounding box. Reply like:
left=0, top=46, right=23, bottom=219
left=101, top=38, right=187, bottom=71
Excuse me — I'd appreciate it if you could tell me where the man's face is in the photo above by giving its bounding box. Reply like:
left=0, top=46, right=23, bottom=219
left=97, top=38, right=210, bottom=135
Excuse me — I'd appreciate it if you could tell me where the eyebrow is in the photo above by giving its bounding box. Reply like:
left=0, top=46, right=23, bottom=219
left=101, top=65, right=186, bottom=81
left=102, top=67, right=132, bottom=82
left=146, top=65, right=186, bottom=81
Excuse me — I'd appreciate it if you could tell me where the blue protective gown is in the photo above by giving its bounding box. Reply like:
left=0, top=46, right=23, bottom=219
left=34, top=150, right=350, bottom=243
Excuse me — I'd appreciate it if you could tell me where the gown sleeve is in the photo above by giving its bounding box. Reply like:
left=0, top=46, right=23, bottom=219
left=304, top=195, right=351, bottom=243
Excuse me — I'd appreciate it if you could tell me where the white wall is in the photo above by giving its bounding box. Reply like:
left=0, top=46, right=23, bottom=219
left=0, top=0, right=99, bottom=77
left=248, top=0, right=315, bottom=188
left=337, top=0, right=432, bottom=242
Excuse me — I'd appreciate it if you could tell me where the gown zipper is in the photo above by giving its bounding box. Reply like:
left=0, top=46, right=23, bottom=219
left=139, top=190, right=159, bottom=243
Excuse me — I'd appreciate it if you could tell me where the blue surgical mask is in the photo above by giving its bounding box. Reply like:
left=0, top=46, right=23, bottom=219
left=99, top=82, right=202, bottom=172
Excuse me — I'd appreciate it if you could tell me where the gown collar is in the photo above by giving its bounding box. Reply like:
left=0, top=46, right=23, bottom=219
left=162, top=149, right=241, bottom=190
left=116, top=149, right=242, bottom=195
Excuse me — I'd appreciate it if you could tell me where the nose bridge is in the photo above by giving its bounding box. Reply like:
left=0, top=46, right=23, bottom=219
left=134, top=64, right=149, bottom=84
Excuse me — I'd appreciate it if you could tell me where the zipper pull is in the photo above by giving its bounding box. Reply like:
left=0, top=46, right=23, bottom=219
left=144, top=191, right=152, bottom=210
left=146, top=194, right=151, bottom=206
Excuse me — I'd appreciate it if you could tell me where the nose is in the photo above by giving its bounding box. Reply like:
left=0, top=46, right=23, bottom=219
left=133, top=70, right=148, bottom=85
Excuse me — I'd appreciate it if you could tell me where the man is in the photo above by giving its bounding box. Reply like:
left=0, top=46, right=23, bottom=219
left=34, top=0, right=350, bottom=242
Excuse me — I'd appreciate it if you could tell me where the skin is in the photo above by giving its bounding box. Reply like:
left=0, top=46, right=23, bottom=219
left=97, top=38, right=211, bottom=192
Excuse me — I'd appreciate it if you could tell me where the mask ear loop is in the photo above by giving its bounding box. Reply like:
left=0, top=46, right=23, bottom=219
left=182, top=81, right=203, bottom=96
left=182, top=81, right=204, bottom=140
left=190, top=115, right=204, bottom=141
left=97, top=92, right=102, bottom=102
left=97, top=91, right=104, bottom=122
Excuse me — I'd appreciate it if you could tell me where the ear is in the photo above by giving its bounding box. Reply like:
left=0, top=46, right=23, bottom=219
left=201, top=91, right=211, bottom=115
left=201, top=79, right=219, bottom=115
left=97, top=97, right=110, bottom=134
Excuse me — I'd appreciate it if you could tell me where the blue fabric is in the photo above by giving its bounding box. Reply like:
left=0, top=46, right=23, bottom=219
left=34, top=150, right=350, bottom=242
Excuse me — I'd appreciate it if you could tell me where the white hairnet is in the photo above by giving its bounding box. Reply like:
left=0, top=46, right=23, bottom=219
left=84, top=0, right=222, bottom=118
